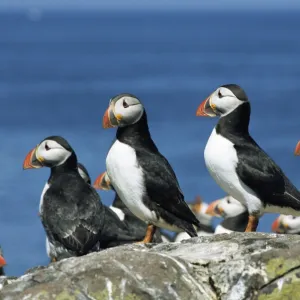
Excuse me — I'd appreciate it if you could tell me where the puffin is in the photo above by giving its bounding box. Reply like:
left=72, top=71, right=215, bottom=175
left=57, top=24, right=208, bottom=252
left=23, top=136, right=138, bottom=261
left=196, top=84, right=300, bottom=232
left=174, top=196, right=214, bottom=242
left=45, top=162, right=93, bottom=261
left=272, top=141, right=300, bottom=234
left=0, top=247, right=6, bottom=276
left=101, top=93, right=204, bottom=243
left=271, top=215, right=300, bottom=234
left=94, top=171, right=164, bottom=243
left=206, top=195, right=248, bottom=233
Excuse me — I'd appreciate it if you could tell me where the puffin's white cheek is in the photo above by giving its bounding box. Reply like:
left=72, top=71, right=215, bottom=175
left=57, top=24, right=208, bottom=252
left=42, top=150, right=60, bottom=162
left=114, top=102, right=126, bottom=117
left=44, top=149, right=70, bottom=164
left=123, top=105, right=143, bottom=124
left=292, top=219, right=300, bottom=227
left=36, top=146, right=51, bottom=162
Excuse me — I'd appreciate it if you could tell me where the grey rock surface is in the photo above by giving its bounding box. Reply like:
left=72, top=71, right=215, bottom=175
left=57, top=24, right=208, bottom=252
left=1, top=232, right=300, bottom=300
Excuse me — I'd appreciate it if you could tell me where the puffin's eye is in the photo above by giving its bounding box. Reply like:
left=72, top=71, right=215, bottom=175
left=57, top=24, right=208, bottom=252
left=45, top=143, right=50, bottom=151
left=218, top=90, right=224, bottom=98
left=227, top=198, right=231, bottom=204
left=123, top=100, right=129, bottom=108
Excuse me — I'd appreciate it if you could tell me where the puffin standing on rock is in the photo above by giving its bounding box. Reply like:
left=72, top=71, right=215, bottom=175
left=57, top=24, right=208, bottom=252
left=206, top=195, right=248, bottom=233
left=23, top=136, right=137, bottom=261
left=271, top=141, right=300, bottom=234
left=101, top=93, right=204, bottom=243
left=197, top=84, right=300, bottom=232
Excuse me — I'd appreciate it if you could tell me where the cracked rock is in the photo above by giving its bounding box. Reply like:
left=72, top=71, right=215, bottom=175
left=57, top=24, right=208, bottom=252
left=1, top=232, right=300, bottom=300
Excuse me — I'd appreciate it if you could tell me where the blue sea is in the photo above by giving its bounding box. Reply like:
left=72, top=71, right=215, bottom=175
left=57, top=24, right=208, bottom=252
left=1, top=10, right=300, bottom=275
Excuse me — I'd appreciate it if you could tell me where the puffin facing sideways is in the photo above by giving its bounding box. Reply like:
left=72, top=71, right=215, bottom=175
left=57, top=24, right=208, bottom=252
left=197, top=84, right=300, bottom=232
left=102, top=94, right=204, bottom=242
left=272, top=214, right=300, bottom=234
left=206, top=195, right=248, bottom=234
left=271, top=141, right=300, bottom=234
left=23, top=136, right=136, bottom=261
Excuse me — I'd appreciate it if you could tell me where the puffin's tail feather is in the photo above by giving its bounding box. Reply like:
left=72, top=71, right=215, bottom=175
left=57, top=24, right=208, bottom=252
left=182, top=223, right=198, bottom=238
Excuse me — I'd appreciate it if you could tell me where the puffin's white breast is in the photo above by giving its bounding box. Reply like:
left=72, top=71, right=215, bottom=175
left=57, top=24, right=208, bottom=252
left=106, top=140, right=157, bottom=223
left=204, top=128, right=262, bottom=214
left=109, top=206, right=125, bottom=221
left=39, top=182, right=50, bottom=214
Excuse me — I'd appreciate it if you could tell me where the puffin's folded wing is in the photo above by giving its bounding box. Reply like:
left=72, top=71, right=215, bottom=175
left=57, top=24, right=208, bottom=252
left=137, top=149, right=201, bottom=227
left=43, top=186, right=103, bottom=254
left=100, top=205, right=141, bottom=242
left=235, top=144, right=289, bottom=203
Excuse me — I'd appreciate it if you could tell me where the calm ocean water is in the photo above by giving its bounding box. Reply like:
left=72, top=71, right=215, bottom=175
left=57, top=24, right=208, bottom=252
left=1, top=10, right=300, bottom=275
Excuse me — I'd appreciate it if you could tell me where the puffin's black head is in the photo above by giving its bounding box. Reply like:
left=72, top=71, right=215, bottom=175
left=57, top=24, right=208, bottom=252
left=103, top=93, right=144, bottom=128
left=23, top=136, right=76, bottom=170
left=196, top=84, right=248, bottom=118
left=77, top=163, right=91, bottom=184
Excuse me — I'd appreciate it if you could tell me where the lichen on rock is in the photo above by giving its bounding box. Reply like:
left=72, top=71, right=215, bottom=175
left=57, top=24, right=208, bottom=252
left=1, top=232, right=300, bottom=300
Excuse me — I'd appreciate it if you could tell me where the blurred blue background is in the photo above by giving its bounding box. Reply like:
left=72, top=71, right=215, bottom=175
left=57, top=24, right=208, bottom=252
left=1, top=0, right=300, bottom=275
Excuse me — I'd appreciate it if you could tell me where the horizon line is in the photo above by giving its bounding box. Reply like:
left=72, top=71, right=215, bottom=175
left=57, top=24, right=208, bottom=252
left=0, top=6, right=300, bottom=12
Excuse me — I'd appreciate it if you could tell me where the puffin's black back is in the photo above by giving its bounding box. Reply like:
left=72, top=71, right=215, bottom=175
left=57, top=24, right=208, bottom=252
left=42, top=169, right=105, bottom=255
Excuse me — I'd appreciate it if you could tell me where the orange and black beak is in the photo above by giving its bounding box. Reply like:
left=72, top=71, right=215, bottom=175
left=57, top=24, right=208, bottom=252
left=93, top=171, right=112, bottom=190
left=103, top=103, right=122, bottom=129
left=206, top=200, right=224, bottom=217
left=0, top=255, right=6, bottom=268
left=196, top=94, right=217, bottom=117
left=23, top=146, right=44, bottom=170
left=295, top=141, right=300, bottom=156
left=271, top=216, right=289, bottom=233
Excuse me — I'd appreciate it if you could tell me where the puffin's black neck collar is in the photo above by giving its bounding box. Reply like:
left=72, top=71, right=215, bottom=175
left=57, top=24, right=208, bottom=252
left=216, top=102, right=251, bottom=137
left=221, top=211, right=249, bottom=232
left=49, top=152, right=78, bottom=179
left=116, top=111, right=158, bottom=152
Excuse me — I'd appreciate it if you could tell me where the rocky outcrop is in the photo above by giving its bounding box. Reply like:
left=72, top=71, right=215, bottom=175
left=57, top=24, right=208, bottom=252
left=1, top=232, right=300, bottom=300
